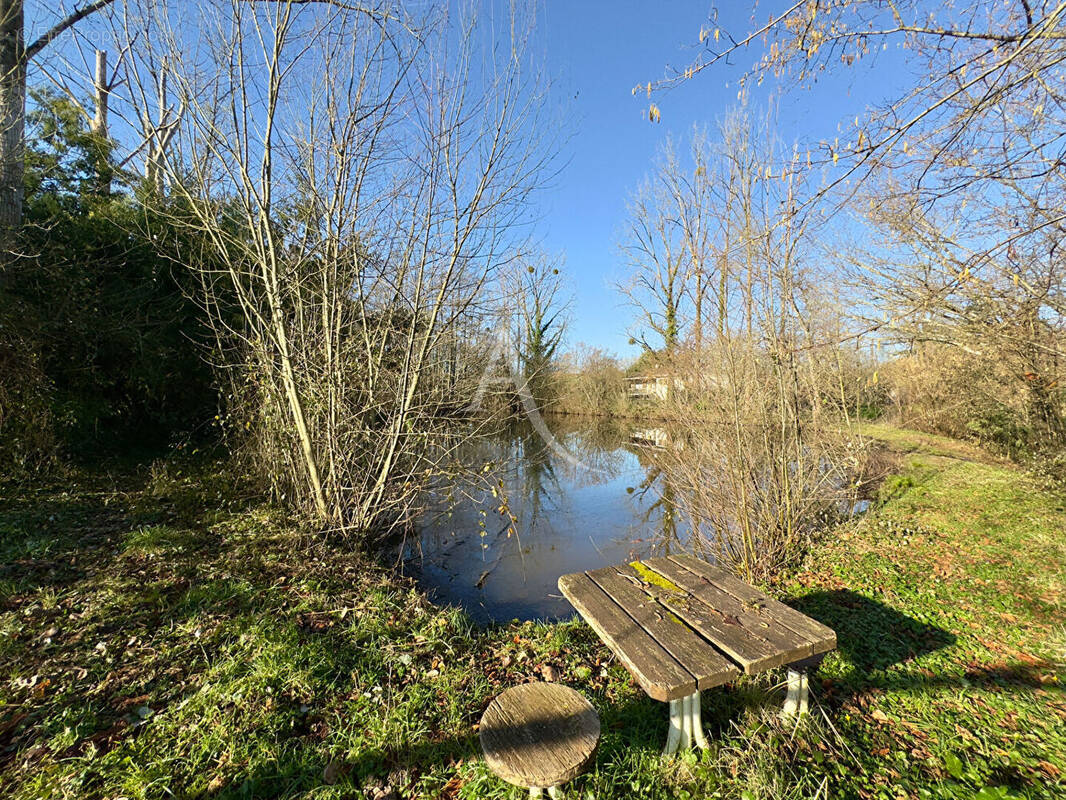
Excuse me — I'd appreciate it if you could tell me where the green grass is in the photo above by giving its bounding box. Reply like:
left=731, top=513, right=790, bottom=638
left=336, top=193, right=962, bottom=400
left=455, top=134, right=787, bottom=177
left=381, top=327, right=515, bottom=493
left=0, top=430, right=1063, bottom=799
left=784, top=425, right=1065, bottom=798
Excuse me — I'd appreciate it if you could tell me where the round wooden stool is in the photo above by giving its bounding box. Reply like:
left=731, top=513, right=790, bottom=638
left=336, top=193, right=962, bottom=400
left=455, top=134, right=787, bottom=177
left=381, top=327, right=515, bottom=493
left=479, top=682, right=600, bottom=798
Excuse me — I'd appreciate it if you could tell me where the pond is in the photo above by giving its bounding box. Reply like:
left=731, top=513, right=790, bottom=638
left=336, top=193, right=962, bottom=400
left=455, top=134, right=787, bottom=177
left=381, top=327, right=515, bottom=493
left=395, top=415, right=697, bottom=625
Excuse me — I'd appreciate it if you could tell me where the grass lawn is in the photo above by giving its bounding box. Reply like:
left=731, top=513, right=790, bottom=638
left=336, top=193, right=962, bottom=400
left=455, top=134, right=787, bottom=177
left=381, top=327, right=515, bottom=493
left=0, top=427, right=1063, bottom=799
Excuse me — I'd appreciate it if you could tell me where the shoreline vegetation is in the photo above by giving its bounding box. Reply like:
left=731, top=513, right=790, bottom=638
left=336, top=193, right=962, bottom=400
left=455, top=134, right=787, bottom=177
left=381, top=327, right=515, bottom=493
left=1, top=424, right=1062, bottom=799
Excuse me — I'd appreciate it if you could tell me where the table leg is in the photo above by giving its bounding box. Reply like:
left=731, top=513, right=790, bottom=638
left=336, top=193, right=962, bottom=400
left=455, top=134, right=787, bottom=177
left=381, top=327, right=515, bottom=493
left=781, top=669, right=809, bottom=719
left=663, top=698, right=683, bottom=755
left=687, top=692, right=710, bottom=749
left=664, top=692, right=708, bottom=755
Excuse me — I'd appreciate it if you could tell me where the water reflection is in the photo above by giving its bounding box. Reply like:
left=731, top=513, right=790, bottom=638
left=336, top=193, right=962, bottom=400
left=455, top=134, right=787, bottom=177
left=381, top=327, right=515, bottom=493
left=632, top=464, right=683, bottom=554
left=397, top=415, right=691, bottom=624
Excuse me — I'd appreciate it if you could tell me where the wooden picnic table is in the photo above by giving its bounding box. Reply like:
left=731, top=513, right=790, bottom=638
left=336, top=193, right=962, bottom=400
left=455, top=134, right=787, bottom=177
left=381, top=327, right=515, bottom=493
left=558, top=554, right=836, bottom=754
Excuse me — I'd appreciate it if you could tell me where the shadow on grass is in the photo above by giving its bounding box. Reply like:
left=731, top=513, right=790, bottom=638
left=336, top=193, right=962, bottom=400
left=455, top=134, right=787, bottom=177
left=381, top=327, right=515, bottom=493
left=202, top=691, right=671, bottom=799
left=789, top=589, right=957, bottom=677
left=0, top=467, right=260, bottom=600
left=783, top=590, right=1058, bottom=697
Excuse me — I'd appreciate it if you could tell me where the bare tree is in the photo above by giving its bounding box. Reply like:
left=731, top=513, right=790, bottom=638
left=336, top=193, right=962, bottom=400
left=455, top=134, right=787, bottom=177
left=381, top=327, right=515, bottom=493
left=115, top=0, right=549, bottom=535
left=625, top=115, right=866, bottom=580
left=619, top=136, right=711, bottom=352
left=845, top=176, right=1065, bottom=439
left=141, top=56, right=182, bottom=193
left=643, top=1, right=1066, bottom=201
left=555, top=343, right=625, bottom=415
left=641, top=1, right=1066, bottom=357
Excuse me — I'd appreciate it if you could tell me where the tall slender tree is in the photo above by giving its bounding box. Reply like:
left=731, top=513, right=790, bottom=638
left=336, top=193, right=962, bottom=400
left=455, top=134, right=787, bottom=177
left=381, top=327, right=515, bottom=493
left=0, top=0, right=116, bottom=233
left=513, top=258, right=569, bottom=410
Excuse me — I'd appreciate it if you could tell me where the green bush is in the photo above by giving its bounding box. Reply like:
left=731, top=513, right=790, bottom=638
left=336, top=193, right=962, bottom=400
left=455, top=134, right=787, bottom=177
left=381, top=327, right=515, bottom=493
left=965, top=405, right=1031, bottom=457
left=856, top=402, right=884, bottom=421
left=0, top=336, right=57, bottom=475
left=1023, top=446, right=1066, bottom=493
left=0, top=89, right=218, bottom=474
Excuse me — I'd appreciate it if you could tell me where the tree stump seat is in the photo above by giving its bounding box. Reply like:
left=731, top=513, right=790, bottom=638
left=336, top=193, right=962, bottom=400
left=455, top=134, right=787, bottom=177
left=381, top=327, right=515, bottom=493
left=479, top=682, right=600, bottom=798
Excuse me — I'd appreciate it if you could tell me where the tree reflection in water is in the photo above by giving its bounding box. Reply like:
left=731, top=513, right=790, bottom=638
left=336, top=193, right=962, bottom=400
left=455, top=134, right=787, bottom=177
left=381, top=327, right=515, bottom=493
left=397, top=415, right=703, bottom=624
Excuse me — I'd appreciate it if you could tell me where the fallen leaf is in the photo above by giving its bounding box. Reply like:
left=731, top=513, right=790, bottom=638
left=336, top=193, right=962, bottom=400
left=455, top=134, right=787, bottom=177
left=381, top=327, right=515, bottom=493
left=1038, top=761, right=1061, bottom=779
left=323, top=760, right=345, bottom=785
left=437, top=775, right=463, bottom=799
left=540, top=664, right=560, bottom=682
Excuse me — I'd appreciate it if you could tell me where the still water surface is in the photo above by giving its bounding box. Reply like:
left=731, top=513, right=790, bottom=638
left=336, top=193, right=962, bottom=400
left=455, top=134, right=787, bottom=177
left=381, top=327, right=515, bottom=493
left=397, top=416, right=694, bottom=625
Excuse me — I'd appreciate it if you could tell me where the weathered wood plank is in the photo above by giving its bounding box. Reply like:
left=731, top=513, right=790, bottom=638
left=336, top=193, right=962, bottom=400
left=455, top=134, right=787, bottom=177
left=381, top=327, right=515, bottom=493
left=480, top=682, right=600, bottom=788
left=612, top=562, right=787, bottom=674
left=586, top=566, right=739, bottom=690
left=641, top=557, right=816, bottom=668
left=558, top=572, right=695, bottom=701
left=668, top=555, right=837, bottom=654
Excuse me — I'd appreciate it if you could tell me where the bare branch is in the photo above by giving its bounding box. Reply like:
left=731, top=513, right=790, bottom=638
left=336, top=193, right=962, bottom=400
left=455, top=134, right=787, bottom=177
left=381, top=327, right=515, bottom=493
left=26, top=0, right=117, bottom=62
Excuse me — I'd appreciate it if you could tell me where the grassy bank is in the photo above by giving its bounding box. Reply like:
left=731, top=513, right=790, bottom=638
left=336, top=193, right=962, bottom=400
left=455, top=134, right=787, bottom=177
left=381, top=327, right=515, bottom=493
left=1, top=427, right=1063, bottom=799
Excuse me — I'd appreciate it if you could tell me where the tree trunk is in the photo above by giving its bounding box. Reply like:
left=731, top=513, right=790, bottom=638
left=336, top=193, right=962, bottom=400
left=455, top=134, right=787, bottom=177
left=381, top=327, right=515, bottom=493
left=91, top=48, right=111, bottom=196
left=0, top=0, right=24, bottom=234
left=145, top=60, right=167, bottom=193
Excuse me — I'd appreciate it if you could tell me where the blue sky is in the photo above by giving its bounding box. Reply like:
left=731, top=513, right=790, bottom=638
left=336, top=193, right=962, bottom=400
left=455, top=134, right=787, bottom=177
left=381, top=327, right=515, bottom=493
left=534, top=2, right=911, bottom=359
left=26, top=0, right=913, bottom=359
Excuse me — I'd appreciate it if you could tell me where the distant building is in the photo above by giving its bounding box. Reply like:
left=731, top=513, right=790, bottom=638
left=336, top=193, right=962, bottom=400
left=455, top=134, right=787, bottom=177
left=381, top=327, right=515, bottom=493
left=626, top=374, right=684, bottom=401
